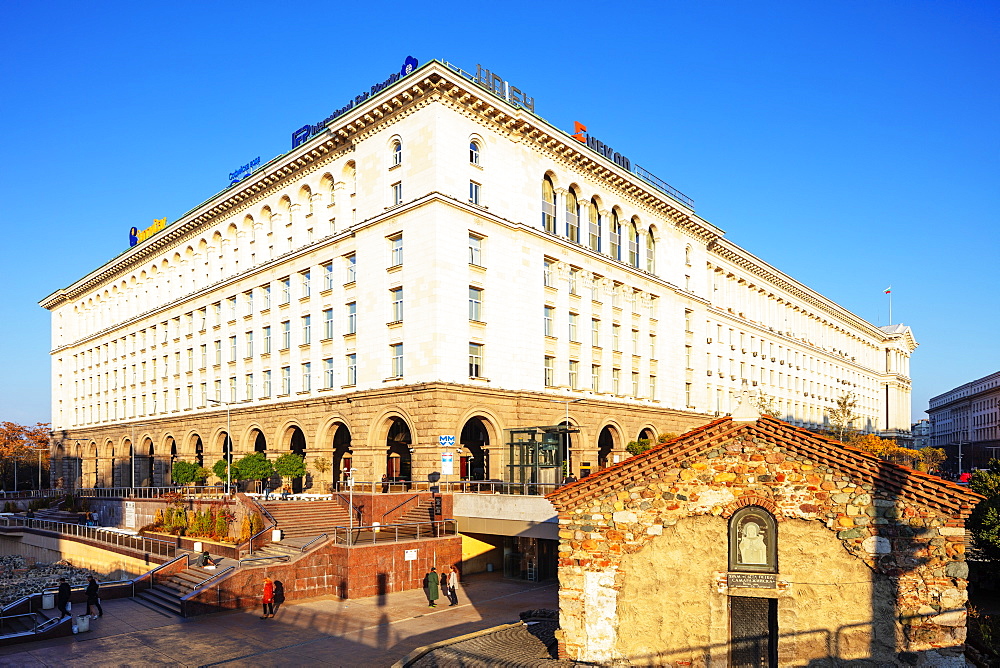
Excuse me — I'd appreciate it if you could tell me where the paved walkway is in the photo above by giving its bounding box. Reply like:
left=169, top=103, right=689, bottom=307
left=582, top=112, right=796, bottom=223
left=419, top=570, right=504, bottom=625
left=0, top=573, right=558, bottom=667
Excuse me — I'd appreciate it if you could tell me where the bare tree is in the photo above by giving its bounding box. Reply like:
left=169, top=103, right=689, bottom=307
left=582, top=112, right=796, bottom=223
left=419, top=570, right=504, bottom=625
left=828, top=393, right=860, bottom=442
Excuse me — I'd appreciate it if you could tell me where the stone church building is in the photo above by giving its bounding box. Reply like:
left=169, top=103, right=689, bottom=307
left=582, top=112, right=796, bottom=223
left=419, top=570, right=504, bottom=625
left=547, top=410, right=981, bottom=667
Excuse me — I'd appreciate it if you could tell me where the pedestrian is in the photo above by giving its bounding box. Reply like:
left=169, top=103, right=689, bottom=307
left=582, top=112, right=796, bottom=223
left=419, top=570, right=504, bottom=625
left=422, top=566, right=439, bottom=607
left=263, top=484, right=271, bottom=501
left=85, top=575, right=103, bottom=619
left=446, top=565, right=459, bottom=606
left=381, top=473, right=389, bottom=494
left=56, top=577, right=71, bottom=619
left=261, top=576, right=275, bottom=619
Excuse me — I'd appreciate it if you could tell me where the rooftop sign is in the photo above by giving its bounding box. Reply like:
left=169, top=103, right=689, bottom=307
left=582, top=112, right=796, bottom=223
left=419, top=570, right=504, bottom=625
left=291, top=56, right=419, bottom=149
left=473, top=64, right=534, bottom=112
left=129, top=218, right=167, bottom=247
left=229, top=156, right=261, bottom=184
left=572, top=122, right=630, bottom=171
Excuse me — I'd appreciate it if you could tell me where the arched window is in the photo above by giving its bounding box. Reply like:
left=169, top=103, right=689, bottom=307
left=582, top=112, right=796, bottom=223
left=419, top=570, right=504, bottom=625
left=588, top=199, right=601, bottom=252
left=685, top=244, right=692, bottom=265
left=609, top=210, right=621, bottom=260
left=566, top=189, right=580, bottom=242
left=628, top=219, right=640, bottom=268
left=391, top=139, right=402, bottom=167
left=646, top=229, right=655, bottom=274
left=469, top=140, right=481, bottom=165
left=541, top=176, right=556, bottom=234
left=728, top=506, right=777, bottom=573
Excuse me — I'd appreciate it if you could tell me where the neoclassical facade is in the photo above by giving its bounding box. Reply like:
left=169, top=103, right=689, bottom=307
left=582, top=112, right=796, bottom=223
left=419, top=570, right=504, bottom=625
left=40, top=59, right=917, bottom=488
left=928, top=370, right=1000, bottom=472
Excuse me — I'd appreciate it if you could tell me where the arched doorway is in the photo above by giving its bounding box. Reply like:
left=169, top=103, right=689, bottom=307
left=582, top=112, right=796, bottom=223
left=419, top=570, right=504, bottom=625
left=219, top=431, right=234, bottom=491
left=166, top=438, right=177, bottom=486
left=252, top=431, right=267, bottom=453
left=288, top=427, right=306, bottom=493
left=638, top=428, right=656, bottom=443
left=560, top=420, right=575, bottom=478
left=331, top=424, right=352, bottom=487
left=385, top=418, right=412, bottom=483
left=598, top=426, right=615, bottom=469
left=193, top=436, right=204, bottom=468
left=460, top=418, right=490, bottom=481
left=87, top=443, right=98, bottom=488
left=135, top=438, right=154, bottom=487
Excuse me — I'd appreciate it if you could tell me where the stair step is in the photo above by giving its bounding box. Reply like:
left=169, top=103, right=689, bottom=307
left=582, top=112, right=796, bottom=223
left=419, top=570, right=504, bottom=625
left=137, top=587, right=183, bottom=614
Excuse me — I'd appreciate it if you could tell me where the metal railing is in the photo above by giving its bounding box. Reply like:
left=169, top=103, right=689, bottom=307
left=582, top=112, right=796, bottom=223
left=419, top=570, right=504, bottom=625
left=332, top=519, right=457, bottom=546
left=300, top=533, right=328, bottom=553
left=0, top=516, right=176, bottom=559
left=0, top=613, right=43, bottom=634
left=75, top=486, right=228, bottom=499
left=239, top=555, right=289, bottom=567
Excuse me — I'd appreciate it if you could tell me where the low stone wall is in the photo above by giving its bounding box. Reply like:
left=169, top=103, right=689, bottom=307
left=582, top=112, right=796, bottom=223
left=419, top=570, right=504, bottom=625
left=0, top=533, right=161, bottom=580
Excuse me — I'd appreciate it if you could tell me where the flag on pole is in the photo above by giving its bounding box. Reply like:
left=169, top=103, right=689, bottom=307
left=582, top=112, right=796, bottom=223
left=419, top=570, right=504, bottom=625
left=884, top=287, right=891, bottom=294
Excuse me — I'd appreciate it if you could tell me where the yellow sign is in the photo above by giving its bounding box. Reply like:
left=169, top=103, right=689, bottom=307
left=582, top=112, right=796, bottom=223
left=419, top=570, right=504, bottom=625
left=129, top=218, right=167, bottom=247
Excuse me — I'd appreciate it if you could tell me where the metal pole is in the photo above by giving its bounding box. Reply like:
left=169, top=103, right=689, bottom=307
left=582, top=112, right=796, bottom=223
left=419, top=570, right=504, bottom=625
left=347, top=468, right=356, bottom=546
left=227, top=402, right=232, bottom=495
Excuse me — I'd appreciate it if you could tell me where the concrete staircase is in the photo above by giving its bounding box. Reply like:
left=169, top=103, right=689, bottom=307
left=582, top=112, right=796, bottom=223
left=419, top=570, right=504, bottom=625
left=260, top=501, right=352, bottom=540
left=135, top=559, right=236, bottom=615
left=0, top=609, right=56, bottom=636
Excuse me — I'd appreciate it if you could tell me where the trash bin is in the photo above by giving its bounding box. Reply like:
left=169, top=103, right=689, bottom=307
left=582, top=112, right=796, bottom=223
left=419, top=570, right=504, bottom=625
left=76, top=614, right=90, bottom=633
left=271, top=529, right=282, bottom=542
left=193, top=541, right=203, bottom=552
left=42, top=593, right=54, bottom=609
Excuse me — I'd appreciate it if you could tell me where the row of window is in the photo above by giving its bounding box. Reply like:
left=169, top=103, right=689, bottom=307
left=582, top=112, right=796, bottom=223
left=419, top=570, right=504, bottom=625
left=542, top=356, right=657, bottom=399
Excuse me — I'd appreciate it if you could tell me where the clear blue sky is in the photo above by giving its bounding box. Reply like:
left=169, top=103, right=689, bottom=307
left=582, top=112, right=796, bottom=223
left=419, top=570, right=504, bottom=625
left=1, top=1, right=996, bottom=427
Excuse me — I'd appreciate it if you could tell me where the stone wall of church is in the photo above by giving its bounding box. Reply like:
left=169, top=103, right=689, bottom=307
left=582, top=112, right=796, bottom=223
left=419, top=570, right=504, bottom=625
left=555, top=431, right=969, bottom=666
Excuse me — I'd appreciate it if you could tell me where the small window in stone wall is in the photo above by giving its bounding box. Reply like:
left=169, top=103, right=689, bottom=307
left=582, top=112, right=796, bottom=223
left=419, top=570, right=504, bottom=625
left=729, top=506, right=777, bottom=573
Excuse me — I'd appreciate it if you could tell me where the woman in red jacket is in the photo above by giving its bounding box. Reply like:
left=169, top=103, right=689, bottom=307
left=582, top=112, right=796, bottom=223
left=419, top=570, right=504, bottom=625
left=261, top=577, right=275, bottom=619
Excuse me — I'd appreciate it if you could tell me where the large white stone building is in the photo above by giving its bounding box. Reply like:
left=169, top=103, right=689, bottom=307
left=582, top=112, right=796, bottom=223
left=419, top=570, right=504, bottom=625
left=928, top=370, right=1000, bottom=472
left=39, top=58, right=916, bottom=489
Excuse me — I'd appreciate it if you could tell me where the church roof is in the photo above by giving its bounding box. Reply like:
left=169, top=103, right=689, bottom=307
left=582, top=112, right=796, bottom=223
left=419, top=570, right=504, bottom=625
left=547, top=415, right=983, bottom=518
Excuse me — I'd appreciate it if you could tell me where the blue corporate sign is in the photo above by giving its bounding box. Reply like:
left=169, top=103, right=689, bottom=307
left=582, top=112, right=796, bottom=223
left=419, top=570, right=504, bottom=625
left=229, top=156, right=261, bottom=184
left=291, top=56, right=419, bottom=149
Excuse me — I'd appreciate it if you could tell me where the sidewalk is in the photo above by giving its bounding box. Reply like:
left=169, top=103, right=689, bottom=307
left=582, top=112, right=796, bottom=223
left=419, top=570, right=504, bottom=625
left=0, top=573, right=558, bottom=667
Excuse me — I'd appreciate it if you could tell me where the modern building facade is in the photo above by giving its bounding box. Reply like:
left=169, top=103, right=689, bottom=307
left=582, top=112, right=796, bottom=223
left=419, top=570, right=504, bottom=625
left=40, top=58, right=917, bottom=490
left=928, top=370, right=1000, bottom=472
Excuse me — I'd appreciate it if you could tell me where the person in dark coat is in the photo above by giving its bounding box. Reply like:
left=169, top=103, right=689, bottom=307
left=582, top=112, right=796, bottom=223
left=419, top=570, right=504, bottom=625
left=85, top=575, right=103, bottom=618
left=422, top=567, right=439, bottom=607
left=56, top=578, right=71, bottom=619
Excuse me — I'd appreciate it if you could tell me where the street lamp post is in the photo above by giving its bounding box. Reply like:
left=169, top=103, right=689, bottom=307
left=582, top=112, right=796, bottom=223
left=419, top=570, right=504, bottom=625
left=347, top=467, right=357, bottom=546
left=555, top=397, right=585, bottom=478
left=208, top=398, right=233, bottom=495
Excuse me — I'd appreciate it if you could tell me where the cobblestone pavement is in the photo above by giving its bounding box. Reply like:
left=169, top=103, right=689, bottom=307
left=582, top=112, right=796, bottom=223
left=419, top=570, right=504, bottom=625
left=407, top=619, right=581, bottom=668
left=0, top=573, right=558, bottom=667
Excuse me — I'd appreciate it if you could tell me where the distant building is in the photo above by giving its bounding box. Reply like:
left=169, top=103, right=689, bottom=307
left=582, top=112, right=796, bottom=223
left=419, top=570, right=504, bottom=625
left=928, top=370, right=1000, bottom=472
left=911, top=418, right=931, bottom=449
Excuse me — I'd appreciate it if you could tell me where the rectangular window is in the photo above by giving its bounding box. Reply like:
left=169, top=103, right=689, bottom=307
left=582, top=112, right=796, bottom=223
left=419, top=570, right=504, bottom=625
left=229, top=335, right=237, bottom=362
left=613, top=369, right=623, bottom=395
left=187, top=385, right=193, bottom=410
left=544, top=306, right=555, bottom=337
left=469, top=234, right=483, bottom=266
left=262, top=284, right=271, bottom=310
left=649, top=375, right=657, bottom=400
left=592, top=319, right=600, bottom=347
left=323, top=309, right=334, bottom=340
left=301, top=363, right=311, bottom=392
left=214, top=379, right=222, bottom=402
left=281, top=321, right=291, bottom=349
left=301, top=270, right=311, bottom=298
left=346, top=353, right=357, bottom=386
left=469, top=181, right=481, bottom=205
left=568, top=313, right=578, bottom=342
left=347, top=302, right=357, bottom=334
left=263, top=326, right=271, bottom=354
left=229, top=376, right=237, bottom=403
left=214, top=340, right=222, bottom=365
left=262, top=370, right=271, bottom=398
left=390, top=287, right=403, bottom=322
left=199, top=344, right=207, bottom=369
left=302, top=315, right=311, bottom=345
left=543, top=259, right=554, bottom=287
left=322, top=262, right=334, bottom=291
left=200, top=382, right=208, bottom=406
left=227, top=297, right=237, bottom=321
left=568, top=268, right=579, bottom=295
left=187, top=348, right=194, bottom=372
left=245, top=373, right=254, bottom=400
left=469, top=343, right=484, bottom=377
left=245, top=291, right=254, bottom=316
left=631, top=329, right=640, bottom=354
left=280, top=277, right=291, bottom=304
left=246, top=331, right=254, bottom=358
left=390, top=343, right=403, bottom=377
left=323, top=358, right=335, bottom=389
left=592, top=364, right=601, bottom=392
left=568, top=360, right=579, bottom=389
left=632, top=372, right=640, bottom=397
left=281, top=366, right=291, bottom=395
left=649, top=334, right=656, bottom=360
left=685, top=345, right=692, bottom=369
left=389, top=234, right=403, bottom=266
left=612, top=324, right=621, bottom=351
left=391, top=182, right=402, bottom=206
left=212, top=302, right=222, bottom=326
left=345, top=254, right=356, bottom=283
left=685, top=382, right=692, bottom=407
left=469, top=287, right=483, bottom=321
left=544, top=356, right=555, bottom=387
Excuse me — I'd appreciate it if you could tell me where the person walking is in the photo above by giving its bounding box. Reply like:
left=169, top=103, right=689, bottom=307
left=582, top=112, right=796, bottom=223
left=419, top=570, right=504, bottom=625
left=56, top=578, right=71, bottom=619
left=446, top=565, right=459, bottom=606
left=422, top=567, right=439, bottom=607
left=261, top=577, right=275, bottom=619
left=85, top=576, right=103, bottom=619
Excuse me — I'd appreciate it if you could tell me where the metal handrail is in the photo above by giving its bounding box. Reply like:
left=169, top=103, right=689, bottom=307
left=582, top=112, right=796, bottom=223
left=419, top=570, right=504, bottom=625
left=300, top=533, right=327, bottom=553
left=1, top=516, right=176, bottom=559
left=0, top=613, right=41, bottom=633
left=183, top=565, right=235, bottom=595
left=380, top=494, right=418, bottom=524
left=334, top=493, right=364, bottom=525
left=239, top=555, right=289, bottom=566
left=236, top=494, right=277, bottom=558
left=73, top=486, right=228, bottom=499
left=333, top=519, right=457, bottom=546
